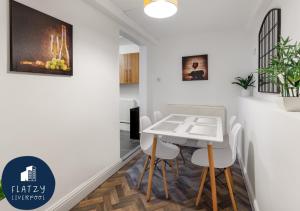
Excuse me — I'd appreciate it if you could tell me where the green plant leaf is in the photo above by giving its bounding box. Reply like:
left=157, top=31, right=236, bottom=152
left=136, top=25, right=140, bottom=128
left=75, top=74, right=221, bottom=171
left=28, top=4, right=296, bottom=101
left=232, top=73, right=256, bottom=89
left=0, top=180, right=5, bottom=201
left=257, top=36, right=300, bottom=97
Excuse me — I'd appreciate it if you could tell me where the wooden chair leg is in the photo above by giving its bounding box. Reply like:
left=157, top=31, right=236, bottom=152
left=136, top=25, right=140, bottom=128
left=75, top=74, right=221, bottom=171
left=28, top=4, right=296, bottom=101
left=146, top=136, right=158, bottom=201
left=161, top=160, right=169, bottom=199
left=195, top=167, right=208, bottom=206
left=176, top=158, right=179, bottom=177
left=137, top=155, right=150, bottom=189
left=225, top=168, right=238, bottom=211
left=229, top=168, right=234, bottom=188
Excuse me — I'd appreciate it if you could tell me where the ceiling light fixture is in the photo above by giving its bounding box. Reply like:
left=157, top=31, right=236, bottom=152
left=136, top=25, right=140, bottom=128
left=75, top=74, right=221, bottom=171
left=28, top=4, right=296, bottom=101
left=144, top=0, right=178, bottom=19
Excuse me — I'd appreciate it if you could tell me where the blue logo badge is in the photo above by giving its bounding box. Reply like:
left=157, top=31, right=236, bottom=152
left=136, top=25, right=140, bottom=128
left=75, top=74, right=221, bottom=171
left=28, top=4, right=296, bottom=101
left=2, top=156, right=55, bottom=210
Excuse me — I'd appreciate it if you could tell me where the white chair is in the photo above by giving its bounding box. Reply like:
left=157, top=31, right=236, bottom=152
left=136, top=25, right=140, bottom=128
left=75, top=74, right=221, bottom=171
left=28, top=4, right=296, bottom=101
left=153, top=111, right=188, bottom=163
left=153, top=110, right=164, bottom=123
left=191, top=123, right=242, bottom=211
left=138, top=116, right=180, bottom=199
left=197, top=115, right=237, bottom=149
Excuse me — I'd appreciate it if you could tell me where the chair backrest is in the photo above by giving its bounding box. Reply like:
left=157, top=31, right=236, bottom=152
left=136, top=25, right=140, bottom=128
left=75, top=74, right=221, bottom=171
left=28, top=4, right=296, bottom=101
left=153, top=111, right=163, bottom=123
left=140, top=116, right=154, bottom=152
left=229, top=123, right=242, bottom=165
left=228, top=115, right=237, bottom=134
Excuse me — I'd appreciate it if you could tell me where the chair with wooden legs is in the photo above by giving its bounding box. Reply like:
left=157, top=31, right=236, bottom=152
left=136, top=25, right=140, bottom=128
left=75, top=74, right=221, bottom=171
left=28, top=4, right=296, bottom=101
left=137, top=116, right=180, bottom=199
left=197, top=115, right=237, bottom=183
left=191, top=123, right=242, bottom=211
left=153, top=111, right=187, bottom=164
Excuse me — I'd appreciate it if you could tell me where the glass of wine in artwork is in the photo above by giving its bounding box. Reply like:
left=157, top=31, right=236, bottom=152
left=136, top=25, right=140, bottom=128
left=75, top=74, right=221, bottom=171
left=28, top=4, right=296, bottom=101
left=182, top=55, right=208, bottom=81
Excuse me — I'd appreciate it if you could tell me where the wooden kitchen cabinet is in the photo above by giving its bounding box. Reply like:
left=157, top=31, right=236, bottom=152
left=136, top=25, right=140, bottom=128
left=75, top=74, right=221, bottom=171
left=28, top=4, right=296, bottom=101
left=119, top=53, right=139, bottom=84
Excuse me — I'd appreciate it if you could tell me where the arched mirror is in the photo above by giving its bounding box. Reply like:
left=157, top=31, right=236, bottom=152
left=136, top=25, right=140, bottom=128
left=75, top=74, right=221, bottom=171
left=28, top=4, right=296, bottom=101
left=258, top=9, right=281, bottom=93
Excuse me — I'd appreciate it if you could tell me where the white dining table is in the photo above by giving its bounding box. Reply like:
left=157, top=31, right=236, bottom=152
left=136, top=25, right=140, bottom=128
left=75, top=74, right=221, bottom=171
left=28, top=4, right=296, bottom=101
left=142, top=114, right=223, bottom=211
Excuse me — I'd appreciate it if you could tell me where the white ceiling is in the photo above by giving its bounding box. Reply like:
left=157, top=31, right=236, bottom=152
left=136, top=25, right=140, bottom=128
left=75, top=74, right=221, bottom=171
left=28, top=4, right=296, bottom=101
left=111, top=0, right=262, bottom=38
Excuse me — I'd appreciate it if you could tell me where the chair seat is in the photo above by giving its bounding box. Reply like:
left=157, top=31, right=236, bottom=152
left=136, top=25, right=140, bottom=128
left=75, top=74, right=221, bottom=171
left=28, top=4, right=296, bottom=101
left=191, top=147, right=233, bottom=169
left=159, top=135, right=188, bottom=145
left=197, top=134, right=229, bottom=149
left=144, top=141, right=180, bottom=160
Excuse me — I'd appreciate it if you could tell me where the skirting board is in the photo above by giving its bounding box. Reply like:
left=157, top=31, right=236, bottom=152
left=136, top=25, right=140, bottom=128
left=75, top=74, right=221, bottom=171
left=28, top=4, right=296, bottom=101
left=46, top=149, right=142, bottom=211
left=237, top=151, right=260, bottom=211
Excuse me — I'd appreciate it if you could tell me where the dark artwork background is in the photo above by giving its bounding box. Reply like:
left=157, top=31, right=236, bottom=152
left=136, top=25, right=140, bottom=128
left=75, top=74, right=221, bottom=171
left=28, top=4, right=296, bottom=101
left=182, top=55, right=208, bottom=81
left=10, top=0, right=73, bottom=76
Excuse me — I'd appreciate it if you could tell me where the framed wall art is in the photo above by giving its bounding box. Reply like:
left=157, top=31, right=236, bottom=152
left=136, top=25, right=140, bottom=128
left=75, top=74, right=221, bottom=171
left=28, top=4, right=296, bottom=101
left=10, top=0, right=73, bottom=76
left=182, top=55, right=208, bottom=81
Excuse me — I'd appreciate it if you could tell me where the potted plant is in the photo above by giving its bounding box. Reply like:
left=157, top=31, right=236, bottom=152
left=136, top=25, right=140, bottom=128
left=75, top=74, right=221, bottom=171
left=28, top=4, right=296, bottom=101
left=232, top=73, right=256, bottom=97
left=258, top=37, right=300, bottom=111
left=0, top=180, right=5, bottom=201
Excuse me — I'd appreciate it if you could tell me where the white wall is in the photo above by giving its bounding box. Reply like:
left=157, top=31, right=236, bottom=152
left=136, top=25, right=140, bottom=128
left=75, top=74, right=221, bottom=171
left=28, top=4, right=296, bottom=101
left=0, top=0, right=121, bottom=210
left=139, top=46, right=149, bottom=115
left=238, top=97, right=300, bottom=211
left=239, top=1, right=300, bottom=210
left=148, top=30, right=251, bottom=123
left=120, top=85, right=139, bottom=103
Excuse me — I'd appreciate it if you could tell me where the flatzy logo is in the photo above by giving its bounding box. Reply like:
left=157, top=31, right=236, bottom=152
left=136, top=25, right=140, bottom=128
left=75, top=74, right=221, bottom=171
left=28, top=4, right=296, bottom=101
left=2, top=156, right=55, bottom=210
left=21, top=166, right=37, bottom=182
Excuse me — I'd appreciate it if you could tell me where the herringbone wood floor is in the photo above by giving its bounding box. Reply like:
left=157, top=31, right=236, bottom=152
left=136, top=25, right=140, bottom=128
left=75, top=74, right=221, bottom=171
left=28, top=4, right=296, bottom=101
left=71, top=153, right=251, bottom=211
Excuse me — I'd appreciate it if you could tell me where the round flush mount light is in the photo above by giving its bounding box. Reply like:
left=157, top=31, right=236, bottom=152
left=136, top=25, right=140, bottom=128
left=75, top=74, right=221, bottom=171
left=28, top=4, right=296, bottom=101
left=144, top=0, right=178, bottom=19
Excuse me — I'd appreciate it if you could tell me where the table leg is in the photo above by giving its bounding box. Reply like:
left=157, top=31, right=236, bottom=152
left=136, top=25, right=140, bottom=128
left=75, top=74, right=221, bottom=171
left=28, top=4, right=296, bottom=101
left=207, top=144, right=218, bottom=211
left=146, top=135, right=158, bottom=202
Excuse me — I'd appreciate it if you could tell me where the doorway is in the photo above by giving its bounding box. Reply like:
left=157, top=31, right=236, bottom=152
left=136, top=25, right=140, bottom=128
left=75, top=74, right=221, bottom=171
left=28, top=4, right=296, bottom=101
left=119, top=35, right=141, bottom=159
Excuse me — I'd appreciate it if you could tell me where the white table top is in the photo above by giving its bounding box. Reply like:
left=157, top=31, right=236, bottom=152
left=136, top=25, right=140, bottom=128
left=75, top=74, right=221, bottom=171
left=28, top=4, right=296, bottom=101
left=143, top=114, right=223, bottom=143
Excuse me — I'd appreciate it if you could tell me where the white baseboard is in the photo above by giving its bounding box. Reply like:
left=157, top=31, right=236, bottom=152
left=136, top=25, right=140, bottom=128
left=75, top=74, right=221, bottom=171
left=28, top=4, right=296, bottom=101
left=46, top=149, right=141, bottom=211
left=237, top=151, right=260, bottom=211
